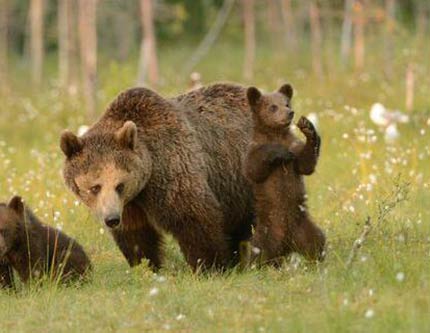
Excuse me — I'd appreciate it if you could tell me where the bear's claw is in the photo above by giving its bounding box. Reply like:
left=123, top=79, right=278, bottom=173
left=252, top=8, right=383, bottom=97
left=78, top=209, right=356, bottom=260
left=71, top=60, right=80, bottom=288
left=297, top=116, right=316, bottom=137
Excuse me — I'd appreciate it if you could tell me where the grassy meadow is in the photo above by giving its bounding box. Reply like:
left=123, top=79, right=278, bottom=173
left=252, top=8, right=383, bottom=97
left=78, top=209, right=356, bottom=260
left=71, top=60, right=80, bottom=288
left=0, top=38, right=430, bottom=332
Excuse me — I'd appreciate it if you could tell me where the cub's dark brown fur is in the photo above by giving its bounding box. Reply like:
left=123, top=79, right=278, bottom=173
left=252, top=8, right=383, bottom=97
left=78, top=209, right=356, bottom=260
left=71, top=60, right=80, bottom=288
left=244, top=84, right=325, bottom=265
left=0, top=196, right=92, bottom=288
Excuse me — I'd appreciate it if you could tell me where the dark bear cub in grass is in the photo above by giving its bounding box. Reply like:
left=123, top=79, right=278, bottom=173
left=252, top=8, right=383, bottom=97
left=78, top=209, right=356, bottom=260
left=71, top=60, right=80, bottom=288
left=243, top=84, right=326, bottom=266
left=0, top=196, right=91, bottom=288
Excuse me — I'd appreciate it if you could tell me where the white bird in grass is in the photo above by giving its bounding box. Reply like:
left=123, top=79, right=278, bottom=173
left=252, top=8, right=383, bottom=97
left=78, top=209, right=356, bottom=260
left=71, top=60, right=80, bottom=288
left=370, top=103, right=409, bottom=126
left=369, top=103, right=409, bottom=142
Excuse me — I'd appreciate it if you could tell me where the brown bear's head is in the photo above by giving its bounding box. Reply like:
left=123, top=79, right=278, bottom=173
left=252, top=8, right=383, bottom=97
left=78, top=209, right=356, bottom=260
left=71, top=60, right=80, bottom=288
left=247, top=83, right=294, bottom=130
left=0, top=196, right=24, bottom=256
left=60, top=121, right=152, bottom=229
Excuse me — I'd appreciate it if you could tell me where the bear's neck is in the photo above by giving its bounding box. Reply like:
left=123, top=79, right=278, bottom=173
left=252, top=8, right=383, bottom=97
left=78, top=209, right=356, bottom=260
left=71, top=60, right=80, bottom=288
left=252, top=124, right=292, bottom=143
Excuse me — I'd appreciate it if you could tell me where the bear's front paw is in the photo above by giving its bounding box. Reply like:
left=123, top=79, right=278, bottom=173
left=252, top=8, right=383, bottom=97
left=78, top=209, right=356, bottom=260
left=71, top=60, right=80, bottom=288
left=297, top=116, right=317, bottom=137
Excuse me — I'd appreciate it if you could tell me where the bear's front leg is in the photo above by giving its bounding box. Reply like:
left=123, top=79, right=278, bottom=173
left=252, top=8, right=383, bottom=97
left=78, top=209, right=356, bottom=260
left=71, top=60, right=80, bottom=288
left=293, top=116, right=321, bottom=175
left=245, top=144, right=295, bottom=184
left=0, top=262, right=14, bottom=289
left=111, top=201, right=164, bottom=270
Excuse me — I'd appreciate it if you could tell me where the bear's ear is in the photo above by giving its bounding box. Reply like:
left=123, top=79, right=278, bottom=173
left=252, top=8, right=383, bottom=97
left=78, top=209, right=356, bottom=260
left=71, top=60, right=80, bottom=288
left=60, top=131, right=83, bottom=159
left=8, top=196, right=24, bottom=217
left=278, top=84, right=294, bottom=99
left=247, top=87, right=262, bottom=109
left=116, top=121, right=137, bottom=150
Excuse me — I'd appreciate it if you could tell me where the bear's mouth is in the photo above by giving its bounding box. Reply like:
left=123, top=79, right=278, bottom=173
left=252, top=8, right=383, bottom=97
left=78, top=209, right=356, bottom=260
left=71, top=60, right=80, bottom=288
left=283, top=111, right=295, bottom=127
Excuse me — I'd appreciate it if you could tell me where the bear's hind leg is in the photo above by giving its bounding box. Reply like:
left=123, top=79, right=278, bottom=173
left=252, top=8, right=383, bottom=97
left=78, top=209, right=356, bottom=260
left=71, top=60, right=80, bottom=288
left=289, top=215, right=326, bottom=261
left=174, top=191, right=232, bottom=272
left=112, top=201, right=164, bottom=270
left=251, top=218, right=286, bottom=266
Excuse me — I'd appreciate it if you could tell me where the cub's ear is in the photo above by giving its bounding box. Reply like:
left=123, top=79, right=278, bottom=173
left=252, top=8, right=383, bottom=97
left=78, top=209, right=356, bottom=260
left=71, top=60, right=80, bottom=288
left=278, top=83, right=294, bottom=99
left=60, top=131, right=83, bottom=159
left=8, top=196, right=24, bottom=216
left=116, top=121, right=137, bottom=150
left=247, top=87, right=262, bottom=108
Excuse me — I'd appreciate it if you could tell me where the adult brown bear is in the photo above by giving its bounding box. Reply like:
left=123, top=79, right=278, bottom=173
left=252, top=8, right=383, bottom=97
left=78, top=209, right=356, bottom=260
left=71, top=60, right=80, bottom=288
left=60, top=84, right=255, bottom=271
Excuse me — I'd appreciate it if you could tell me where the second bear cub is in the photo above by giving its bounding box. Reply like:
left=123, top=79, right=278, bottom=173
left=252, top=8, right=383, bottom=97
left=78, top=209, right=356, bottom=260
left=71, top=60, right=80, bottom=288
left=244, top=84, right=325, bottom=265
left=0, top=196, right=92, bottom=288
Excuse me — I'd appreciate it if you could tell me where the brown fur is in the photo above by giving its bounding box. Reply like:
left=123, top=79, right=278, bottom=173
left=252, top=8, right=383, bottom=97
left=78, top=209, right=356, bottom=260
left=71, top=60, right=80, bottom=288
left=110, top=200, right=163, bottom=270
left=244, top=84, right=325, bottom=265
left=0, top=197, right=92, bottom=288
left=0, top=259, right=14, bottom=288
left=61, top=84, right=255, bottom=271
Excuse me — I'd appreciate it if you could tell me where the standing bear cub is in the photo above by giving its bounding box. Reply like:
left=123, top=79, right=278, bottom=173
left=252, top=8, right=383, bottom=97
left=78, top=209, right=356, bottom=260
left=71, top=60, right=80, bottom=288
left=0, top=196, right=92, bottom=289
left=244, top=84, right=326, bottom=265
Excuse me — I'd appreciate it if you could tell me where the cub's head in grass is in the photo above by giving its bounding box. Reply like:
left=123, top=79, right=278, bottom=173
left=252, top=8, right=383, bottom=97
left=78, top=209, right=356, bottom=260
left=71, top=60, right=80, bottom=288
left=247, top=83, right=294, bottom=131
left=60, top=121, right=152, bottom=229
left=0, top=196, right=24, bottom=257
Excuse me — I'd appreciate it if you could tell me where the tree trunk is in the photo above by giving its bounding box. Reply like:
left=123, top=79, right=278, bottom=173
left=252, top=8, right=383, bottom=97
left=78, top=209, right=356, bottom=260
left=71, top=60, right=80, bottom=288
left=137, top=0, right=159, bottom=87
left=29, top=0, right=44, bottom=85
left=78, top=0, right=97, bottom=119
left=384, top=0, right=395, bottom=79
left=340, top=0, right=354, bottom=65
left=58, top=0, right=70, bottom=88
left=182, top=0, right=235, bottom=75
left=309, top=1, right=323, bottom=79
left=405, top=63, right=414, bottom=112
left=280, top=0, right=297, bottom=52
left=353, top=0, right=365, bottom=72
left=416, top=2, right=428, bottom=40
left=242, top=0, right=255, bottom=80
left=0, top=0, right=8, bottom=89
left=67, top=0, right=79, bottom=95
left=115, top=9, right=132, bottom=62
left=266, top=0, right=282, bottom=50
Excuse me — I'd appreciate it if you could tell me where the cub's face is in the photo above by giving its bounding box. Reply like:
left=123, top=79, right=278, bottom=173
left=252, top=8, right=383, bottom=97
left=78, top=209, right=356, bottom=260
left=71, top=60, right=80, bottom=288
left=0, top=197, right=23, bottom=256
left=60, top=121, right=152, bottom=229
left=247, top=84, right=294, bottom=129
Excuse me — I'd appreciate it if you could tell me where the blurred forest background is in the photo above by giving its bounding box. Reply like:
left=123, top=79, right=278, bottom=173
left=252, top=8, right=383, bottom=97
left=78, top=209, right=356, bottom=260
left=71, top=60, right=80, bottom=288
left=1, top=2, right=430, bottom=331
left=0, top=0, right=429, bottom=118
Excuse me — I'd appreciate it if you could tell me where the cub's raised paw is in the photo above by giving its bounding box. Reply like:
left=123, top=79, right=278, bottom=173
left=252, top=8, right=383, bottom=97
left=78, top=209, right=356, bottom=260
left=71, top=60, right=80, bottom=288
left=297, top=116, right=316, bottom=136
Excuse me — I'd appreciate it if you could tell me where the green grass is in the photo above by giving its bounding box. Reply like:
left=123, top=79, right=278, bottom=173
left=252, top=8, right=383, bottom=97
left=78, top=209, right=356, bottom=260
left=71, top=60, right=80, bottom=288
left=0, top=38, right=430, bottom=332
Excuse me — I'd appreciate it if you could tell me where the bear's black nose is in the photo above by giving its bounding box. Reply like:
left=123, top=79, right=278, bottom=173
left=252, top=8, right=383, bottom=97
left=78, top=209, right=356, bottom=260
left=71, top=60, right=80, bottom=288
left=105, top=216, right=120, bottom=228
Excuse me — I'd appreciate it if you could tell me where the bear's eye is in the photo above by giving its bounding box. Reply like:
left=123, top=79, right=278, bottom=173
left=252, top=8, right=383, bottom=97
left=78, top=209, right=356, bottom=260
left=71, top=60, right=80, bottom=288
left=116, top=183, right=125, bottom=195
left=90, top=185, right=101, bottom=195
left=270, top=105, right=278, bottom=113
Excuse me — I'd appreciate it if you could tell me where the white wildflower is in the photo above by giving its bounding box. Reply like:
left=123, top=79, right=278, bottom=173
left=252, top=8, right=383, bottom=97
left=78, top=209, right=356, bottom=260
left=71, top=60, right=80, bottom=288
left=365, top=309, right=375, bottom=319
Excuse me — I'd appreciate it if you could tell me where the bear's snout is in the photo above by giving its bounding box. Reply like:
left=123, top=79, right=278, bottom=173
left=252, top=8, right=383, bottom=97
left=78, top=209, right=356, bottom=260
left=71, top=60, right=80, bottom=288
left=104, top=215, right=121, bottom=228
